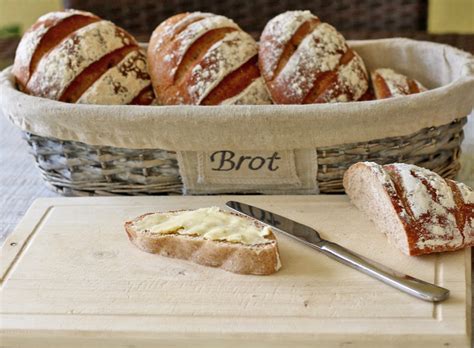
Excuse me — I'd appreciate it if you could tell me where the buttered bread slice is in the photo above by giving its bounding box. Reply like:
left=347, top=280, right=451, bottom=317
left=125, top=207, right=281, bottom=275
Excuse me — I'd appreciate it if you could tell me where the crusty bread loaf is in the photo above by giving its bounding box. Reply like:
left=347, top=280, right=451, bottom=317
left=371, top=68, right=427, bottom=99
left=147, top=12, right=272, bottom=105
left=125, top=208, right=281, bottom=275
left=259, top=10, right=368, bottom=104
left=343, top=162, right=473, bottom=256
left=13, top=9, right=154, bottom=105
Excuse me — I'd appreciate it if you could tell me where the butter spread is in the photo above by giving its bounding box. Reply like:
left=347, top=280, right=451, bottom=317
left=133, top=207, right=272, bottom=245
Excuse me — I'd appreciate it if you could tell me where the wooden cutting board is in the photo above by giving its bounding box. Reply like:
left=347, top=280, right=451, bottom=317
left=1, top=196, right=471, bottom=348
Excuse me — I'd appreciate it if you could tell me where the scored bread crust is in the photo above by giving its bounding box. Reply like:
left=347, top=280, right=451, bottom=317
left=371, top=68, right=427, bottom=99
left=13, top=10, right=100, bottom=90
left=343, top=162, right=473, bottom=256
left=258, top=10, right=368, bottom=104
left=13, top=9, right=154, bottom=105
left=124, top=210, right=281, bottom=275
left=147, top=12, right=271, bottom=105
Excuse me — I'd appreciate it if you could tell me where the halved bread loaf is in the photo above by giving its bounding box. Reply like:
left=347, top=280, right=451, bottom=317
left=125, top=207, right=281, bottom=275
left=343, top=162, right=473, bottom=256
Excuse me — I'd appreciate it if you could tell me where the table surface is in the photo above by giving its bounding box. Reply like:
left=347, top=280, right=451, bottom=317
left=1, top=196, right=469, bottom=347
left=1, top=111, right=473, bottom=344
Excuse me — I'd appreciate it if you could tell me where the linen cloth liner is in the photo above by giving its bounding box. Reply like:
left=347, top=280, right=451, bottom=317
left=1, top=38, right=473, bottom=194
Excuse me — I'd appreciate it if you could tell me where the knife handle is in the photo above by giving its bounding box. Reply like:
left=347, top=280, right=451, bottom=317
left=317, top=241, right=449, bottom=302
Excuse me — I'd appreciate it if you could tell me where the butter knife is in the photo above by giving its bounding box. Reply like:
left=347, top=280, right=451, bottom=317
left=226, top=201, right=450, bottom=302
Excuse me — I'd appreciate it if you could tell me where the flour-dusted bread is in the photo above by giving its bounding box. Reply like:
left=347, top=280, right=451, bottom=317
left=343, top=162, right=473, bottom=256
left=147, top=12, right=272, bottom=105
left=13, top=9, right=154, bottom=105
left=371, top=68, right=427, bottom=99
left=259, top=10, right=369, bottom=104
left=125, top=207, right=281, bottom=275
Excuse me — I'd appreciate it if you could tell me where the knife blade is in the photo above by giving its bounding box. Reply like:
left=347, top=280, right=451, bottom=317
left=226, top=201, right=450, bottom=302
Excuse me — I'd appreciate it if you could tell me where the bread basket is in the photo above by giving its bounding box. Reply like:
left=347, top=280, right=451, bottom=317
left=1, top=38, right=473, bottom=195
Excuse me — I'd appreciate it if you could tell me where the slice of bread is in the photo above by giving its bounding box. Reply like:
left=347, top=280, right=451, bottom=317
left=125, top=207, right=281, bottom=275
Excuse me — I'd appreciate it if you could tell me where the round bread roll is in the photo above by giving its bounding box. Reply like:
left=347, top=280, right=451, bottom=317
left=371, top=68, right=427, bottom=99
left=13, top=10, right=154, bottom=105
left=147, top=12, right=271, bottom=105
left=259, top=10, right=369, bottom=104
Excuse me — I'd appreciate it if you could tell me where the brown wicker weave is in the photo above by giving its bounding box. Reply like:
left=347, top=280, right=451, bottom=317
left=63, top=0, right=428, bottom=39
left=23, top=118, right=466, bottom=196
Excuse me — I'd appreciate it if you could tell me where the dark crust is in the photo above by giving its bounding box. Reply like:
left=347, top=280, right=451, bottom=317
left=129, top=84, right=155, bottom=105
left=371, top=72, right=392, bottom=99
left=447, top=179, right=474, bottom=246
left=372, top=70, right=424, bottom=100
left=124, top=209, right=280, bottom=275
left=13, top=11, right=100, bottom=91
left=58, top=44, right=139, bottom=103
left=148, top=13, right=258, bottom=106
left=383, top=164, right=465, bottom=255
left=264, top=18, right=320, bottom=83
left=258, top=12, right=367, bottom=105
left=201, top=55, right=260, bottom=105
left=358, top=87, right=374, bottom=101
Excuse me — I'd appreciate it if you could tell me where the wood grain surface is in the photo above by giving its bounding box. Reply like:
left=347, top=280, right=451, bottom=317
left=0, top=195, right=471, bottom=347
left=0, top=111, right=472, bottom=347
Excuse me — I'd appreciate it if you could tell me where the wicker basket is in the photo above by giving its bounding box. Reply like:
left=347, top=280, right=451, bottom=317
left=0, top=2, right=471, bottom=196
left=23, top=118, right=466, bottom=196
left=1, top=37, right=473, bottom=196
